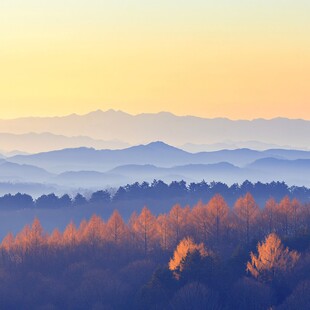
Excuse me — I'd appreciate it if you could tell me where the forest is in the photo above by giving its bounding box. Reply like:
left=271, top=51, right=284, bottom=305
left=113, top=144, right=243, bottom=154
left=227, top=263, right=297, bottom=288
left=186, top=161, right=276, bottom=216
left=1, top=193, right=310, bottom=309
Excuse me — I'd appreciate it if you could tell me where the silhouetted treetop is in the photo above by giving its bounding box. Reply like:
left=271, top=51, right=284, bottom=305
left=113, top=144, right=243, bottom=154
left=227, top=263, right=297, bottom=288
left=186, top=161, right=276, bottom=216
left=0, top=180, right=308, bottom=210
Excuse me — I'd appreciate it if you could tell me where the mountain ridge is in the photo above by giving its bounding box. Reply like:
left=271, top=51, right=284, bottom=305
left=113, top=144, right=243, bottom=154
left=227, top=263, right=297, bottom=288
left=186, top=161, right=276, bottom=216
left=0, top=110, right=308, bottom=148
left=6, top=141, right=310, bottom=174
left=2, top=109, right=308, bottom=122
left=0, top=145, right=310, bottom=194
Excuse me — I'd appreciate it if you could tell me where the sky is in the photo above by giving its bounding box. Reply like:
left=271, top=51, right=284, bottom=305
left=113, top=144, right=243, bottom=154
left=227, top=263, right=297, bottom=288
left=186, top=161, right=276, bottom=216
left=0, top=0, right=309, bottom=120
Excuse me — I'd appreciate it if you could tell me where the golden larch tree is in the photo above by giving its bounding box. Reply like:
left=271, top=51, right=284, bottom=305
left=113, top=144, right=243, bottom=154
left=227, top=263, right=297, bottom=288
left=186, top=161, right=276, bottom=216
left=29, top=218, right=46, bottom=250
left=263, top=198, right=277, bottom=234
left=234, top=193, right=260, bottom=243
left=207, top=194, right=229, bottom=243
left=15, top=224, right=32, bottom=254
left=133, top=207, right=157, bottom=255
left=48, top=228, right=63, bottom=249
left=128, top=211, right=139, bottom=247
left=291, top=198, right=301, bottom=235
left=106, top=210, right=127, bottom=244
left=1, top=232, right=15, bottom=253
left=247, top=233, right=300, bottom=283
left=77, top=219, right=88, bottom=242
left=169, top=237, right=208, bottom=278
left=82, top=215, right=106, bottom=246
left=277, top=196, right=293, bottom=236
left=63, top=221, right=78, bottom=247
left=157, top=214, right=171, bottom=250
left=191, top=201, right=210, bottom=243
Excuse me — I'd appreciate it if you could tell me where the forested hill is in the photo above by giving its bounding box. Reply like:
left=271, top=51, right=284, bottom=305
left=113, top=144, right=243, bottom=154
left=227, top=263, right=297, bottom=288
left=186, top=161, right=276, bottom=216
left=1, top=195, right=310, bottom=309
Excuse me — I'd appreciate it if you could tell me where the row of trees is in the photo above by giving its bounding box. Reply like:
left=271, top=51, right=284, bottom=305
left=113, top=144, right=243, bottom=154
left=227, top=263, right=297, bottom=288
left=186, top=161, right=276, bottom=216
left=1, top=193, right=309, bottom=259
left=0, top=180, right=309, bottom=210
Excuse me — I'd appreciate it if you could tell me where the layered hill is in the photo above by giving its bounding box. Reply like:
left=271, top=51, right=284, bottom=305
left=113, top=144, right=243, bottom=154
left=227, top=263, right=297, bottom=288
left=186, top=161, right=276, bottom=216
left=0, top=142, right=308, bottom=195
left=0, top=110, right=309, bottom=149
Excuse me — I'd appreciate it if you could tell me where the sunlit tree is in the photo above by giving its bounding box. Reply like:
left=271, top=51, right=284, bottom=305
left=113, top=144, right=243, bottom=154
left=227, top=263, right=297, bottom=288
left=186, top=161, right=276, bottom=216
left=191, top=201, right=210, bottom=243
left=77, top=219, right=88, bottom=242
left=29, top=218, right=46, bottom=250
left=48, top=228, right=63, bottom=250
left=128, top=211, right=139, bottom=248
left=157, top=214, right=170, bottom=251
left=63, top=221, right=78, bottom=247
left=82, top=215, right=106, bottom=247
left=276, top=196, right=293, bottom=236
left=182, top=205, right=193, bottom=238
left=169, top=237, right=208, bottom=278
left=1, top=232, right=15, bottom=252
left=247, top=233, right=300, bottom=283
left=234, top=193, right=260, bottom=243
left=207, top=194, right=229, bottom=243
left=133, top=207, right=157, bottom=255
left=291, top=198, right=301, bottom=235
left=262, top=198, right=277, bottom=234
left=0, top=232, right=19, bottom=264
left=15, top=224, right=32, bottom=254
left=106, top=210, right=127, bottom=244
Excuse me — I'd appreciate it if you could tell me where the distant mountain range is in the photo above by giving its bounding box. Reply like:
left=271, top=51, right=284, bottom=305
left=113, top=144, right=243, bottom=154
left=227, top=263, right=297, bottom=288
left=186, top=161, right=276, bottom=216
left=180, top=141, right=306, bottom=152
left=0, top=132, right=129, bottom=154
left=0, top=141, right=308, bottom=196
left=0, top=133, right=306, bottom=155
left=7, top=141, right=310, bottom=172
left=0, top=110, right=309, bottom=149
left=0, top=161, right=52, bottom=182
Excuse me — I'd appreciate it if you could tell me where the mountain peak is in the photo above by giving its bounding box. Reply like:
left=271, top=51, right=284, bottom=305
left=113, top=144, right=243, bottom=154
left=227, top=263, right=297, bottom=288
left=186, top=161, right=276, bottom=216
left=85, top=109, right=131, bottom=117
left=125, top=141, right=188, bottom=154
left=146, top=141, right=183, bottom=151
left=147, top=141, right=170, bottom=147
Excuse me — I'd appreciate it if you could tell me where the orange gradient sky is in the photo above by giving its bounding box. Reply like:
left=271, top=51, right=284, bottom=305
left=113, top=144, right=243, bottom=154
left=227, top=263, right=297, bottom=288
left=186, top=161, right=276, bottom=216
left=0, top=0, right=309, bottom=120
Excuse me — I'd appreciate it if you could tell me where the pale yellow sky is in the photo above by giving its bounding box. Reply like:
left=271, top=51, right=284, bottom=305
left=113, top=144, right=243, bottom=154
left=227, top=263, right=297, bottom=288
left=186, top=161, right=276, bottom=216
left=0, top=0, right=309, bottom=120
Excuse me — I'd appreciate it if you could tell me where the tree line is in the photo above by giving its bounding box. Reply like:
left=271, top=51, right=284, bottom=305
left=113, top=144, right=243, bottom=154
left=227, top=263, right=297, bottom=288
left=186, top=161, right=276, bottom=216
left=0, top=180, right=309, bottom=210
left=1, top=193, right=308, bottom=255
left=0, top=193, right=310, bottom=308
